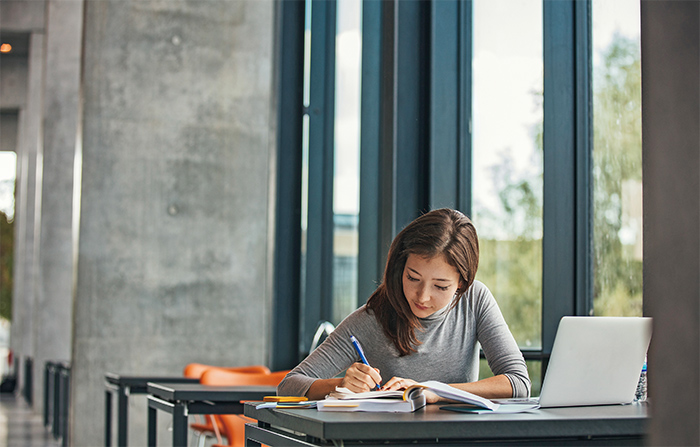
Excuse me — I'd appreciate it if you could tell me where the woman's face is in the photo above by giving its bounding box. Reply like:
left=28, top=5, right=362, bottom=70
left=402, top=253, right=462, bottom=318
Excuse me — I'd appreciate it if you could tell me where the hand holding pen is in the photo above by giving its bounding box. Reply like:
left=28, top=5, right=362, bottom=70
left=349, top=335, right=382, bottom=391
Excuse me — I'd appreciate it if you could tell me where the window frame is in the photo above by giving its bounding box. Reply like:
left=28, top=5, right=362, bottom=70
left=272, top=0, right=595, bottom=376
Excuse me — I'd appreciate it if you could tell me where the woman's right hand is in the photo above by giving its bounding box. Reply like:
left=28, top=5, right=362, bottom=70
left=340, top=362, right=383, bottom=393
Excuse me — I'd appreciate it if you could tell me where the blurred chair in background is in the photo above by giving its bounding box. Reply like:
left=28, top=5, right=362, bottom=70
left=183, top=364, right=272, bottom=447
left=199, top=368, right=290, bottom=447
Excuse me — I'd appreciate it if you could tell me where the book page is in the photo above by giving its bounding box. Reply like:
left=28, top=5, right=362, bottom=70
left=327, top=381, right=498, bottom=410
left=407, top=381, right=499, bottom=410
left=328, top=387, right=404, bottom=400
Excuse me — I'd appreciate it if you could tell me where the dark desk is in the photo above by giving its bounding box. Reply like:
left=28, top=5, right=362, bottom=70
left=147, top=382, right=277, bottom=447
left=104, top=373, right=198, bottom=447
left=244, top=402, right=648, bottom=446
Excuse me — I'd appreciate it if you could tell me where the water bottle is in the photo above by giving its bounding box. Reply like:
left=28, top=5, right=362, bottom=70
left=634, top=361, right=647, bottom=402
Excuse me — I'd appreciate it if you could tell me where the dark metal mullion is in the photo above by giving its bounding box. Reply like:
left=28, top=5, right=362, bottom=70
left=458, top=0, right=473, bottom=215
left=358, top=0, right=384, bottom=303
left=574, top=0, right=593, bottom=317
left=322, top=0, right=337, bottom=322
left=379, top=0, right=397, bottom=265
left=429, top=0, right=460, bottom=210
left=542, top=0, right=577, bottom=358
left=272, top=0, right=305, bottom=370
left=392, top=0, right=429, bottom=234
left=304, top=0, right=336, bottom=351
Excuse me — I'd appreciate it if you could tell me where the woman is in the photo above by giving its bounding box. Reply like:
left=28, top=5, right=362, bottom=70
left=278, top=208, right=530, bottom=402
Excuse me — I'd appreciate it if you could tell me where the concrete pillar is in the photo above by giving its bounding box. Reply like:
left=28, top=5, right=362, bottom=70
left=72, top=1, right=275, bottom=444
left=641, top=1, right=700, bottom=445
left=31, top=0, right=84, bottom=416
left=9, top=30, right=45, bottom=403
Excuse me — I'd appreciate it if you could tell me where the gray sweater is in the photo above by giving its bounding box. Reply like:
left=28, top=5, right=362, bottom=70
left=278, top=280, right=531, bottom=398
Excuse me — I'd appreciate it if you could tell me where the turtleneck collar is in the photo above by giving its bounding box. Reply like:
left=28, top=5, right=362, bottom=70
left=418, top=300, right=452, bottom=323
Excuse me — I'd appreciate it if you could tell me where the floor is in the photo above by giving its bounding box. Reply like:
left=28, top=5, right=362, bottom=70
left=0, top=392, right=61, bottom=447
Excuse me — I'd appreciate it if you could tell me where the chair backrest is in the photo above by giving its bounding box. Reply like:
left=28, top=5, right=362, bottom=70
left=182, top=363, right=274, bottom=447
left=309, top=320, right=335, bottom=352
left=199, top=368, right=289, bottom=387
left=183, top=363, right=271, bottom=379
left=199, top=368, right=290, bottom=447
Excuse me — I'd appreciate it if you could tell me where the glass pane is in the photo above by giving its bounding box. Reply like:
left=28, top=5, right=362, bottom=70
left=299, top=0, right=311, bottom=322
left=480, top=358, right=542, bottom=397
left=471, top=0, right=543, bottom=349
left=332, top=0, right=362, bottom=325
left=0, top=152, right=16, bottom=221
left=303, top=0, right=312, bottom=107
left=592, top=0, right=642, bottom=316
left=0, top=151, right=16, bottom=326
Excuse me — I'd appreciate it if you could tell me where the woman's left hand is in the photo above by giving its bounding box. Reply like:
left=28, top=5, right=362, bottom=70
left=381, top=377, right=440, bottom=403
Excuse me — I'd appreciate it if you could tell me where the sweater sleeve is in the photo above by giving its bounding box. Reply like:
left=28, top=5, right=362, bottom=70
left=471, top=282, right=532, bottom=398
left=277, top=307, right=367, bottom=397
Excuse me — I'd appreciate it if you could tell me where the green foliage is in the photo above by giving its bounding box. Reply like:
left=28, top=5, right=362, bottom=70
left=0, top=211, right=12, bottom=321
left=475, top=32, right=643, bottom=356
left=475, top=96, right=544, bottom=350
left=592, top=33, right=643, bottom=316
left=479, top=359, right=542, bottom=396
left=478, top=238, right=541, bottom=348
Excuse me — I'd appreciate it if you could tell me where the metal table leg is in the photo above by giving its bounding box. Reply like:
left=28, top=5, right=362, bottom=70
left=118, top=385, right=128, bottom=446
left=147, top=404, right=157, bottom=447
left=172, top=402, right=188, bottom=447
left=104, top=389, right=112, bottom=447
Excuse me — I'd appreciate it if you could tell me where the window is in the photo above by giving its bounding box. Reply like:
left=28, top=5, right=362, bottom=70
left=297, top=0, right=362, bottom=355
left=472, top=0, right=543, bottom=351
left=332, top=0, right=362, bottom=325
left=591, top=0, right=642, bottom=317
left=274, top=0, right=643, bottom=374
left=0, top=151, right=16, bottom=221
left=472, top=0, right=543, bottom=394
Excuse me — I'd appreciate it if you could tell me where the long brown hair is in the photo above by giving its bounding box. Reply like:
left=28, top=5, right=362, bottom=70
left=366, top=208, right=479, bottom=356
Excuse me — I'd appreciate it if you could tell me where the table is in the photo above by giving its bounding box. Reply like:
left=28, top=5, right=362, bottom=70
left=104, top=374, right=198, bottom=446
left=244, top=402, right=648, bottom=446
left=147, top=382, right=277, bottom=447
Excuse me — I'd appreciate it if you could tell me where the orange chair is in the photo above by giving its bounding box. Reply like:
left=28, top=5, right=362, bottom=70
left=184, top=363, right=271, bottom=379
left=183, top=364, right=272, bottom=447
left=199, top=368, right=290, bottom=447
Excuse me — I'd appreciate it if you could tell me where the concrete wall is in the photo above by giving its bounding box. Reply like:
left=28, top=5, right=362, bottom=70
left=0, top=57, right=28, bottom=108
left=4, top=0, right=276, bottom=444
left=30, top=0, right=85, bottom=417
left=13, top=32, right=43, bottom=406
left=72, top=1, right=275, bottom=444
left=0, top=0, right=47, bottom=31
left=4, top=25, right=46, bottom=405
left=641, top=1, right=700, bottom=445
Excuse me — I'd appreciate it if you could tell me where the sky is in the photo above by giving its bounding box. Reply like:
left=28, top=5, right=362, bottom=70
left=471, top=0, right=640, bottom=239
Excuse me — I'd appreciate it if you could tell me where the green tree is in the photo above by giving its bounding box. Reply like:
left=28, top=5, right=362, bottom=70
left=476, top=32, right=643, bottom=349
left=0, top=211, right=12, bottom=321
left=592, top=32, right=643, bottom=316
left=475, top=32, right=641, bottom=394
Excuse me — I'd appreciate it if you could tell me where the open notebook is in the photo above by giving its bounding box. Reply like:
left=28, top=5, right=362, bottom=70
left=496, top=316, right=652, bottom=408
left=317, top=380, right=498, bottom=413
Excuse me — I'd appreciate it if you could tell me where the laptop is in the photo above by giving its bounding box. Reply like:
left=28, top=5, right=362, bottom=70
left=496, top=316, right=652, bottom=408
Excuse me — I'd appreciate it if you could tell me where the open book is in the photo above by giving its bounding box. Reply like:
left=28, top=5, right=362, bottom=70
left=317, top=380, right=499, bottom=413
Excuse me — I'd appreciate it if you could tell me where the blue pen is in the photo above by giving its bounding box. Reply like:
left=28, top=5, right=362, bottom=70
left=350, top=335, right=380, bottom=390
